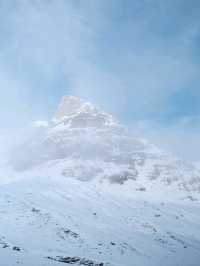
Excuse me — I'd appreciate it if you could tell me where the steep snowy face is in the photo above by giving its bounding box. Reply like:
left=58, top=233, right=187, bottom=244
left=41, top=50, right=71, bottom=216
left=9, top=96, right=200, bottom=193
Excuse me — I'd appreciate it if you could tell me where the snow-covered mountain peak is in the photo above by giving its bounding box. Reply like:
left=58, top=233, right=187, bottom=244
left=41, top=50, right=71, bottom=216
left=7, top=96, right=200, bottom=194
left=53, top=96, right=117, bottom=129
left=54, top=96, right=88, bottom=119
left=2, top=96, right=200, bottom=266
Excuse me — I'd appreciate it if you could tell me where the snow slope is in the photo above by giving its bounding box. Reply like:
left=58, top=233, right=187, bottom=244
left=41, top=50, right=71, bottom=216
left=0, top=96, right=200, bottom=266
left=0, top=170, right=200, bottom=266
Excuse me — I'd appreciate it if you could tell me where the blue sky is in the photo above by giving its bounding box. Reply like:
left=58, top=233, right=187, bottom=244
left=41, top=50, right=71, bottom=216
left=0, top=0, right=200, bottom=160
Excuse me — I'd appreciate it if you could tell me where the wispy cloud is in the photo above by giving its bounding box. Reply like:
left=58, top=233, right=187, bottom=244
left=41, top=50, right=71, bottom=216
left=0, top=0, right=200, bottom=160
left=133, top=115, right=200, bottom=161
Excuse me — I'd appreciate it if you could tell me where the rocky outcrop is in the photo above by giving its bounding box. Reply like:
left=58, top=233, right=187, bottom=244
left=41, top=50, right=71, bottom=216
left=47, top=256, right=104, bottom=265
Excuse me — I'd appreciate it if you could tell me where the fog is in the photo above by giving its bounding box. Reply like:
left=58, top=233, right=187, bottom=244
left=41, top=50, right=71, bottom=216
left=0, top=0, right=200, bottom=161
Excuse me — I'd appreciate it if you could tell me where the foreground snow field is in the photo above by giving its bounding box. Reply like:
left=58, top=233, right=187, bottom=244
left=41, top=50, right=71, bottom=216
left=0, top=171, right=200, bottom=266
left=0, top=96, right=200, bottom=266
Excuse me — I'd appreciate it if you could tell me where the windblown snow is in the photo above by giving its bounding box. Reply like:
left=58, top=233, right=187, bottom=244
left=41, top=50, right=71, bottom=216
left=0, top=96, right=200, bottom=266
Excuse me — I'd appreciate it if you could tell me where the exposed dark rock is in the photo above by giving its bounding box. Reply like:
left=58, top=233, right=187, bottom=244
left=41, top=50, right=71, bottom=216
left=2, top=244, right=9, bottom=248
left=154, top=214, right=161, bottom=218
left=13, top=246, right=21, bottom=252
left=136, top=187, right=146, bottom=192
left=31, top=207, right=40, bottom=213
left=47, top=256, right=104, bottom=265
left=63, top=229, right=79, bottom=238
left=187, top=195, right=198, bottom=201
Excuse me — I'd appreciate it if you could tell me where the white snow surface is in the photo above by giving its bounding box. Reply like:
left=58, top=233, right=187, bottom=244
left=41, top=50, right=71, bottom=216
left=0, top=96, right=200, bottom=266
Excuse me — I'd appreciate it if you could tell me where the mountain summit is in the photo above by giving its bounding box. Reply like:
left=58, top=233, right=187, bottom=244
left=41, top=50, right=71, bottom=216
left=53, top=96, right=117, bottom=128
left=54, top=96, right=87, bottom=119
